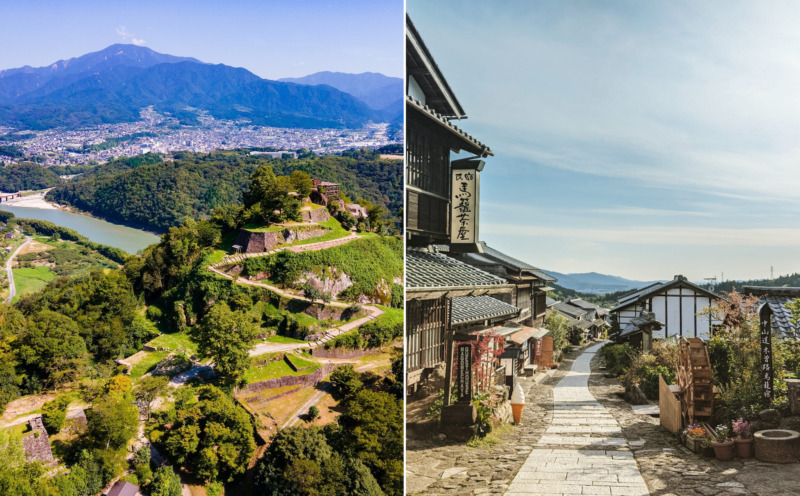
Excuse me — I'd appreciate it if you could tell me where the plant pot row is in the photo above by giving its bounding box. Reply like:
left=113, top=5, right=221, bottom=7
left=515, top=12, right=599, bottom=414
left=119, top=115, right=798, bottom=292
left=711, top=438, right=753, bottom=461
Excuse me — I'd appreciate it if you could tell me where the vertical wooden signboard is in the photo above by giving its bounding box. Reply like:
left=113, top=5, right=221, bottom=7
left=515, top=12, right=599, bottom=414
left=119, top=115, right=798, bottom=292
left=457, top=344, right=472, bottom=403
left=760, top=306, right=774, bottom=404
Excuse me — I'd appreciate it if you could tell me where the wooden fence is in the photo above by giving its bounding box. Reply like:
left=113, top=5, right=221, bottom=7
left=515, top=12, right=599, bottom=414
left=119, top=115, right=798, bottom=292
left=659, top=374, right=682, bottom=433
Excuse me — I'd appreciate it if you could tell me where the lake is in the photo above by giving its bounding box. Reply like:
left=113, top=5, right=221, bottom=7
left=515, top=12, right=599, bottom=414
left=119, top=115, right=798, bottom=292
left=0, top=206, right=161, bottom=254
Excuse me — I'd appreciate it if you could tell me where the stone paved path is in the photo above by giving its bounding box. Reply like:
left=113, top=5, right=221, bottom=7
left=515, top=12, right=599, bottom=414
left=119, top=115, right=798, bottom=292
left=506, top=342, right=650, bottom=496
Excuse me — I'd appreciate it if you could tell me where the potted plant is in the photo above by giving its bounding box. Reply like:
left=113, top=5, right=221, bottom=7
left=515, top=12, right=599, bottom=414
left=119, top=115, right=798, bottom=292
left=684, top=424, right=708, bottom=453
left=732, top=418, right=753, bottom=458
left=711, top=424, right=735, bottom=461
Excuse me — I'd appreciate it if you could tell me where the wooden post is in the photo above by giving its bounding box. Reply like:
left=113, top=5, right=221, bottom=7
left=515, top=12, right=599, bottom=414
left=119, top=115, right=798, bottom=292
left=760, top=305, right=774, bottom=404
left=443, top=329, right=455, bottom=407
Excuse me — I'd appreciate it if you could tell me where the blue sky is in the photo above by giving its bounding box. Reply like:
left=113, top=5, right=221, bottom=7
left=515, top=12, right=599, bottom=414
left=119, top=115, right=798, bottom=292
left=409, top=0, right=800, bottom=282
left=0, top=0, right=403, bottom=79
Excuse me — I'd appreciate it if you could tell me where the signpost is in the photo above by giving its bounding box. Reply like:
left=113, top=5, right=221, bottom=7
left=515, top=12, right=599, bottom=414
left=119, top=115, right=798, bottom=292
left=450, top=158, right=484, bottom=249
left=760, top=305, right=774, bottom=403
left=457, top=344, right=472, bottom=403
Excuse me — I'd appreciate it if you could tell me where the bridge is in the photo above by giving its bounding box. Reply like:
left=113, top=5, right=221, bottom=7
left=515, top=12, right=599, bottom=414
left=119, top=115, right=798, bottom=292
left=0, top=193, right=21, bottom=202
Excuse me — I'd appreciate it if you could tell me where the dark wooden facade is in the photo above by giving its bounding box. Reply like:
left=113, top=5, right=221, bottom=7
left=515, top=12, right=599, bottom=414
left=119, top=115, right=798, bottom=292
left=406, top=297, right=449, bottom=379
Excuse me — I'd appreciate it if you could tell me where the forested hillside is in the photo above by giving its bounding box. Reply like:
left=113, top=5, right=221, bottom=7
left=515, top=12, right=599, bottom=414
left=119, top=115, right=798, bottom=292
left=0, top=163, right=62, bottom=192
left=47, top=149, right=402, bottom=232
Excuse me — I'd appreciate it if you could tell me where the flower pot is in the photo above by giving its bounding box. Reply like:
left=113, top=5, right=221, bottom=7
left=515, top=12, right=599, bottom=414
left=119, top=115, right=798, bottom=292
left=712, top=440, right=735, bottom=461
left=734, top=437, right=753, bottom=459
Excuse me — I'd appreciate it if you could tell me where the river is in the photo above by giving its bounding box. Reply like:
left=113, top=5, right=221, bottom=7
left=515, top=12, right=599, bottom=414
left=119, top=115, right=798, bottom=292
left=0, top=205, right=161, bottom=254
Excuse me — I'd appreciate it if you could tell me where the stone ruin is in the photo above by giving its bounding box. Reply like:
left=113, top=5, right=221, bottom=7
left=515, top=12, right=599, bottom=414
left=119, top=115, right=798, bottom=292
left=22, top=416, right=55, bottom=465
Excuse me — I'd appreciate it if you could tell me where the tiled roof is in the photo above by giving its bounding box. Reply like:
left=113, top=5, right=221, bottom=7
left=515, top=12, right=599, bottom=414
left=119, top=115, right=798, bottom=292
left=407, top=96, right=493, bottom=157
left=760, top=296, right=799, bottom=338
left=612, top=276, right=722, bottom=313
left=406, top=249, right=509, bottom=291
left=620, top=312, right=664, bottom=337
left=451, top=295, right=520, bottom=325
left=478, top=243, right=557, bottom=282
left=553, top=301, right=589, bottom=319
left=546, top=297, right=557, bottom=307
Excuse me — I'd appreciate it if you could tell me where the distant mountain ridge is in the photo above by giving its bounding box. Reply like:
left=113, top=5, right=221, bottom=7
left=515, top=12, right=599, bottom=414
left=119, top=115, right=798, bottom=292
left=0, top=45, right=398, bottom=130
left=279, top=71, right=403, bottom=112
left=544, top=270, right=662, bottom=294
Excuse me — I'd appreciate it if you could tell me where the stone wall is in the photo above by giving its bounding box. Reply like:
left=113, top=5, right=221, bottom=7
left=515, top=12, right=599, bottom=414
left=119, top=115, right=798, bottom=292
left=236, top=226, right=328, bottom=254
left=311, top=347, right=383, bottom=359
left=301, top=208, right=331, bottom=223
left=22, top=416, right=54, bottom=464
left=244, top=363, right=346, bottom=393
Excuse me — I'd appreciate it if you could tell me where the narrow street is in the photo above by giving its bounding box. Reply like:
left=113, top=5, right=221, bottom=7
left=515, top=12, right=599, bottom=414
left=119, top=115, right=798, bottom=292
left=408, top=342, right=800, bottom=496
left=505, top=342, right=649, bottom=496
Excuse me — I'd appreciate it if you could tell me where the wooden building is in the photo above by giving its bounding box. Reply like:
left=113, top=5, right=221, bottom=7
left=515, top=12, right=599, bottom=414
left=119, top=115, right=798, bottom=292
left=406, top=15, right=492, bottom=250
left=406, top=248, right=513, bottom=393
left=459, top=242, right=555, bottom=327
left=609, top=275, right=721, bottom=340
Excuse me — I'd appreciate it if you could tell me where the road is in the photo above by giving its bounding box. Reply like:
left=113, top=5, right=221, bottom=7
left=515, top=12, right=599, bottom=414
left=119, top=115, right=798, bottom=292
left=4, top=236, right=31, bottom=303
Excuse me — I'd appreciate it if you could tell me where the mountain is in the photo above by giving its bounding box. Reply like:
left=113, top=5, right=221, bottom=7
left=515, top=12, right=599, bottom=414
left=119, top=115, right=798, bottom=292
left=0, top=45, right=388, bottom=130
left=0, top=44, right=200, bottom=103
left=544, top=270, right=662, bottom=295
left=279, top=71, right=403, bottom=112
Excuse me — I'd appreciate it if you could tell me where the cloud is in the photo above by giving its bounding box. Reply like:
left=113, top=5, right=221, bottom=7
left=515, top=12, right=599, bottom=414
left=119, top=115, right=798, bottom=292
left=482, top=223, right=800, bottom=248
left=116, top=25, right=145, bottom=45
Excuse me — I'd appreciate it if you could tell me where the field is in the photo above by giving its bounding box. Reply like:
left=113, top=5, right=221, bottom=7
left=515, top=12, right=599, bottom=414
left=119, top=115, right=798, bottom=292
left=11, top=266, right=55, bottom=302
left=147, top=331, right=198, bottom=354
left=243, top=352, right=320, bottom=384
left=129, top=351, right=170, bottom=380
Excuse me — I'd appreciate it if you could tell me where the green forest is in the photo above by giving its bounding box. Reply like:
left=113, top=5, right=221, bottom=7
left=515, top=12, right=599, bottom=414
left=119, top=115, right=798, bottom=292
left=46, top=149, right=402, bottom=232
left=0, top=161, right=403, bottom=496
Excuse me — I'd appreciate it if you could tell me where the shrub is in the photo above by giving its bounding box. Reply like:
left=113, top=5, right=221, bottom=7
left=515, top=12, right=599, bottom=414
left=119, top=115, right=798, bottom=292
left=638, top=365, right=675, bottom=400
left=601, top=344, right=636, bottom=377
left=308, top=406, right=320, bottom=421
left=42, top=396, right=71, bottom=434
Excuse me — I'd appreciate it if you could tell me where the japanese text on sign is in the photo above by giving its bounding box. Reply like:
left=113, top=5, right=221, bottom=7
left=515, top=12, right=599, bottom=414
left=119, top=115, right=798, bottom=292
left=760, top=316, right=773, bottom=403
left=457, top=344, right=472, bottom=403
left=451, top=170, right=477, bottom=243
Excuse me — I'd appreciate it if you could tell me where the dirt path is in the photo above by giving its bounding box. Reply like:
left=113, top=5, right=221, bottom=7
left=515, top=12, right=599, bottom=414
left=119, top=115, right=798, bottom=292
left=209, top=231, right=359, bottom=269
left=5, top=235, right=31, bottom=303
left=281, top=360, right=386, bottom=429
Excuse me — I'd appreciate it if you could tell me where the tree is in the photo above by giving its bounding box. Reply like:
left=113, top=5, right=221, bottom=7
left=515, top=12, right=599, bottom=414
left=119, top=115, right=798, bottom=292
left=134, top=375, right=170, bottom=421
left=162, top=386, right=254, bottom=482
left=329, top=364, right=362, bottom=399
left=290, top=170, right=313, bottom=198
left=42, top=396, right=71, bottom=433
left=150, top=465, right=181, bottom=496
left=87, top=394, right=139, bottom=450
left=339, top=390, right=403, bottom=496
left=190, top=303, right=256, bottom=383
left=307, top=405, right=319, bottom=422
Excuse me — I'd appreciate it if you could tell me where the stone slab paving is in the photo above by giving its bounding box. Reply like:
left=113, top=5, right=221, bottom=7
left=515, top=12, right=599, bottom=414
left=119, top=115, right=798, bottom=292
left=505, top=342, right=650, bottom=496
left=406, top=344, right=600, bottom=495
left=587, top=353, right=800, bottom=496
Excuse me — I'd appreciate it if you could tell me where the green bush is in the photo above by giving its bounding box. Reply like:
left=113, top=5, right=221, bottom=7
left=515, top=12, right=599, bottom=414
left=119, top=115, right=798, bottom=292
left=638, top=365, right=675, bottom=400
left=600, top=344, right=637, bottom=376
left=42, top=396, right=71, bottom=434
left=601, top=344, right=636, bottom=377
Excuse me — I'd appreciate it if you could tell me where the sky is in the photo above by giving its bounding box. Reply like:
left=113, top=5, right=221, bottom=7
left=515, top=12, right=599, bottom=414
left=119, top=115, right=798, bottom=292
left=0, top=0, right=403, bottom=79
left=409, top=0, right=800, bottom=283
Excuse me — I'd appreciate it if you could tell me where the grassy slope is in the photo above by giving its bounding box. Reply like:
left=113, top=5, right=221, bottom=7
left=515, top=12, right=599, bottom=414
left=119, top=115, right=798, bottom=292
left=11, top=266, right=55, bottom=302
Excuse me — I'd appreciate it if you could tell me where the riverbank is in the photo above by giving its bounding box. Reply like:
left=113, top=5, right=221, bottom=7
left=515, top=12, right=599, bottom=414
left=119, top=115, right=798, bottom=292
left=0, top=189, right=60, bottom=210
